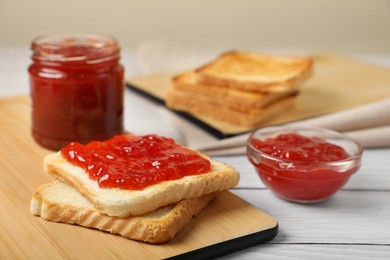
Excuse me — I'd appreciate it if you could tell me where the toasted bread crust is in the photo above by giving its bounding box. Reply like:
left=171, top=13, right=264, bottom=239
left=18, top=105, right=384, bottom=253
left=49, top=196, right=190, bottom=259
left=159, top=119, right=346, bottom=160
left=44, top=150, right=239, bottom=218
left=166, top=89, right=296, bottom=127
left=31, top=181, right=217, bottom=244
left=196, top=50, right=313, bottom=92
left=172, top=71, right=297, bottom=109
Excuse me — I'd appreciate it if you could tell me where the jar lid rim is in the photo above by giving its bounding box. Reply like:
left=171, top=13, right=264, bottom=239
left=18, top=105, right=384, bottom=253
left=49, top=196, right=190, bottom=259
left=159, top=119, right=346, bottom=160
left=31, top=33, right=120, bottom=62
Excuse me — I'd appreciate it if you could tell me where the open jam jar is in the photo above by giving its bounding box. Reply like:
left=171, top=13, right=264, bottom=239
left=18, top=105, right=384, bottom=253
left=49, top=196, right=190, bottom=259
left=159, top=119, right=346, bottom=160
left=29, top=33, right=124, bottom=150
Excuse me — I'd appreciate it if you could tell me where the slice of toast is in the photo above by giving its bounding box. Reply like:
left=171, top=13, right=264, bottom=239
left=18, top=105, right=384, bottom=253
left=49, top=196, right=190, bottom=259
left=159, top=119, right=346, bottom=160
left=196, top=51, right=313, bottom=92
left=172, top=71, right=297, bottom=109
left=44, top=143, right=239, bottom=218
left=31, top=181, right=217, bottom=244
left=166, top=88, right=296, bottom=127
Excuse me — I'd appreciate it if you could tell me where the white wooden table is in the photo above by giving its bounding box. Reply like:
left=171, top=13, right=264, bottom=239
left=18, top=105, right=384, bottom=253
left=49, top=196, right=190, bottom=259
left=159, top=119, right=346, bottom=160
left=1, top=47, right=389, bottom=259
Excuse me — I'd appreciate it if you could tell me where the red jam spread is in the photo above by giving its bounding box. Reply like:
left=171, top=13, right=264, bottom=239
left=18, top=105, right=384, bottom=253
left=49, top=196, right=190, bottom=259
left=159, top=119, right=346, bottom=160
left=250, top=133, right=356, bottom=202
left=253, top=133, right=349, bottom=162
left=29, top=34, right=124, bottom=150
left=61, top=134, right=211, bottom=190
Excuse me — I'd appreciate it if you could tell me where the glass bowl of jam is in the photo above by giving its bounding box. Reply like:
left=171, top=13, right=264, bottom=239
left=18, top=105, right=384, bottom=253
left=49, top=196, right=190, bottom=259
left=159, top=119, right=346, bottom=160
left=247, top=126, right=363, bottom=203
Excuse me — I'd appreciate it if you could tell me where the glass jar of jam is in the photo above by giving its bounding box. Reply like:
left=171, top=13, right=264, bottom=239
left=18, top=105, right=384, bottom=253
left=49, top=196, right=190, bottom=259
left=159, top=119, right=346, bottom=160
left=28, top=33, right=124, bottom=150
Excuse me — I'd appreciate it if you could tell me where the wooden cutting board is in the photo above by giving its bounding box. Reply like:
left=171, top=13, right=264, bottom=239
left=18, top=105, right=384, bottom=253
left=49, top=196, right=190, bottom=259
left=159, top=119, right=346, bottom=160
left=0, top=96, right=278, bottom=259
left=126, top=53, right=390, bottom=138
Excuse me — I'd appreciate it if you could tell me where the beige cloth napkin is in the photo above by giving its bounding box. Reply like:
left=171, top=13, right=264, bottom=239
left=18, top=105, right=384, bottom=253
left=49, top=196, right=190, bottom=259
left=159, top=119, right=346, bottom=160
left=191, top=98, right=390, bottom=155
left=137, top=40, right=390, bottom=155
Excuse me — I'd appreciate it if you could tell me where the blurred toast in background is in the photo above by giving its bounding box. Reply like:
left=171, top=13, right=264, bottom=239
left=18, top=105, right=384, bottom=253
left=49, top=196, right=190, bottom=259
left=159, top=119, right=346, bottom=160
left=196, top=51, right=313, bottom=93
left=166, top=51, right=313, bottom=127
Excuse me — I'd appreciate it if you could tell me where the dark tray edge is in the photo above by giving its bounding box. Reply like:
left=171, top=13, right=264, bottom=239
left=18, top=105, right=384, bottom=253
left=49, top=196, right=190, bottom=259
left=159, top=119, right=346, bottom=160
left=126, top=83, right=243, bottom=139
left=166, top=223, right=279, bottom=260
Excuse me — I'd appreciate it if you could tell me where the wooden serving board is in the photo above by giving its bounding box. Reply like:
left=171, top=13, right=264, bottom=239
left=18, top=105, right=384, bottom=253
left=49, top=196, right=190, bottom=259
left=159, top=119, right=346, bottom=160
left=126, top=53, right=390, bottom=138
left=0, top=96, right=278, bottom=259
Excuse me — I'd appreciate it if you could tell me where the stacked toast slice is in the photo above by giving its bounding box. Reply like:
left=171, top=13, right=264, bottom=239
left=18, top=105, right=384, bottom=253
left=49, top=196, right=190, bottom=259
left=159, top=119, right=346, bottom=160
left=31, top=134, right=239, bottom=244
left=166, top=51, right=313, bottom=127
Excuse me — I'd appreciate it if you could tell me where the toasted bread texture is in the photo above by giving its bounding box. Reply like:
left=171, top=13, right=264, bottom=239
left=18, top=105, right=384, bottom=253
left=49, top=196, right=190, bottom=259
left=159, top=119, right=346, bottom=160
left=196, top=51, right=313, bottom=92
left=44, top=149, right=239, bottom=218
left=31, top=181, right=217, bottom=244
left=172, top=71, right=297, bottom=109
left=166, top=89, right=296, bottom=127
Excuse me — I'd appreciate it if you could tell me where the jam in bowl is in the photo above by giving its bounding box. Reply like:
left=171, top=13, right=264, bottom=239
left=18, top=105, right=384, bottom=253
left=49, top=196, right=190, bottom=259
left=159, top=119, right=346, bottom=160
left=246, top=126, right=363, bottom=203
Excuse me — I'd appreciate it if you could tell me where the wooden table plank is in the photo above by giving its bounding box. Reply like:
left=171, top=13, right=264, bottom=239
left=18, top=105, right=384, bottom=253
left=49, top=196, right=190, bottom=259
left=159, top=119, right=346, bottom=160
left=223, top=244, right=390, bottom=259
left=231, top=189, right=390, bottom=245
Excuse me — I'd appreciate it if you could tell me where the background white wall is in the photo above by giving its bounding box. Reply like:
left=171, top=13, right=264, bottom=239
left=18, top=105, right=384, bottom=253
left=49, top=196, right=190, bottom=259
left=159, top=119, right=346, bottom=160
left=0, top=0, right=389, bottom=53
